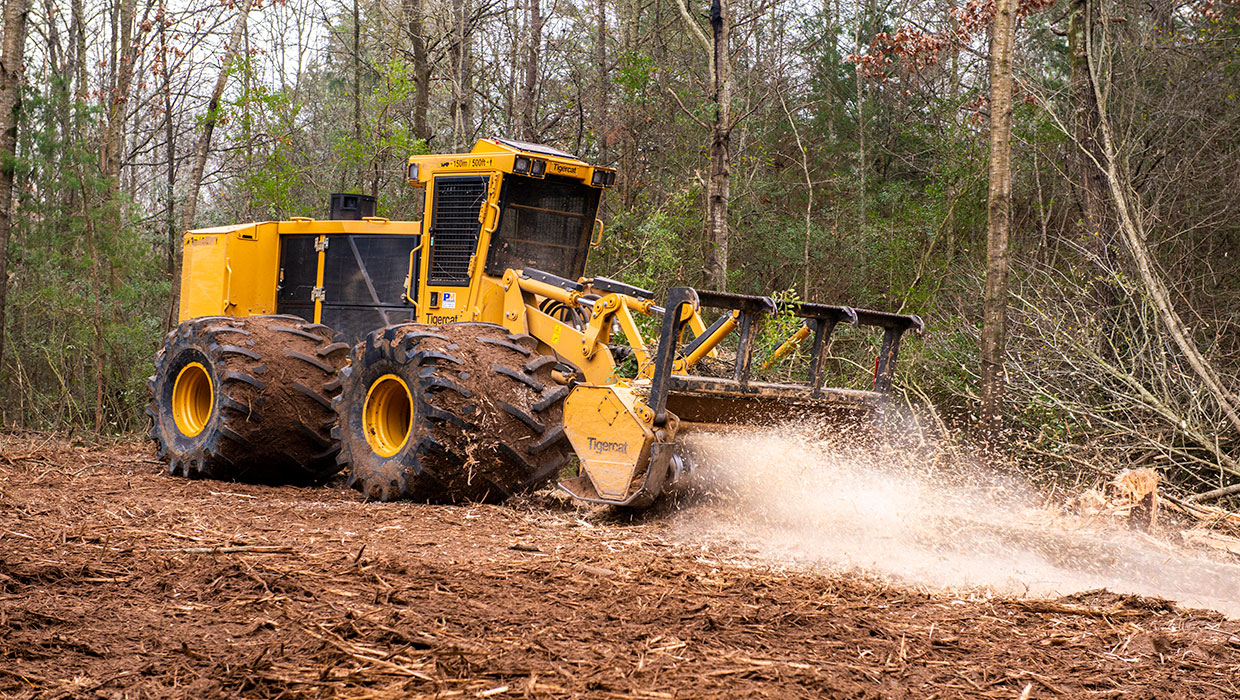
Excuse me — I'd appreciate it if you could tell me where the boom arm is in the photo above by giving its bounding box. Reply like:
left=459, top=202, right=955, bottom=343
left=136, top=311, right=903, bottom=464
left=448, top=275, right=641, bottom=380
left=493, top=268, right=924, bottom=508
left=496, top=267, right=722, bottom=384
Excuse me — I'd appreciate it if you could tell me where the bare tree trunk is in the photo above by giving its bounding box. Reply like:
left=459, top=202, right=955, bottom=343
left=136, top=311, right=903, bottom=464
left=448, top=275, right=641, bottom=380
left=40, top=0, right=61, bottom=83
left=39, top=0, right=68, bottom=147
left=69, top=0, right=85, bottom=97
left=449, top=0, right=473, bottom=150
left=63, top=0, right=84, bottom=221
left=595, top=0, right=608, bottom=161
left=504, top=12, right=517, bottom=133
left=618, top=0, right=636, bottom=204
left=352, top=0, right=362, bottom=185
left=403, top=0, right=430, bottom=142
left=673, top=0, right=732, bottom=288
left=79, top=181, right=105, bottom=432
left=705, top=0, right=730, bottom=289
left=854, top=22, right=865, bottom=229
left=42, top=0, right=73, bottom=217
left=778, top=92, right=813, bottom=299
left=242, top=14, right=255, bottom=215
left=979, top=0, right=1016, bottom=435
left=519, top=0, right=542, bottom=140
left=160, top=8, right=179, bottom=330
left=103, top=0, right=137, bottom=188
left=1069, top=0, right=1110, bottom=272
left=180, top=1, right=250, bottom=233
left=0, top=0, right=29, bottom=379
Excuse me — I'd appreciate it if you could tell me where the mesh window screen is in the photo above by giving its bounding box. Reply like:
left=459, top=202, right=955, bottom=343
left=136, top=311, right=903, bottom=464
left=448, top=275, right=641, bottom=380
left=323, top=235, right=420, bottom=306
left=485, top=176, right=599, bottom=280
left=276, top=234, right=420, bottom=343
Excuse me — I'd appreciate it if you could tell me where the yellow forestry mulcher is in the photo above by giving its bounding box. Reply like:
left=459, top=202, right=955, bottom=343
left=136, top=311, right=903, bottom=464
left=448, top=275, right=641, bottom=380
left=147, top=138, right=923, bottom=506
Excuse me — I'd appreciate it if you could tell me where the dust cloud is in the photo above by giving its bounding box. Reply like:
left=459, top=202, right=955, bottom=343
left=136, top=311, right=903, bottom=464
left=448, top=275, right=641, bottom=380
left=670, top=426, right=1240, bottom=617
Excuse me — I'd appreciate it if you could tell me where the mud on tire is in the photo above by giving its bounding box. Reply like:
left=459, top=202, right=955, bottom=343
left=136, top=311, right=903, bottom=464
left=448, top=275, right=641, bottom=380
left=334, top=322, right=571, bottom=502
left=147, top=315, right=350, bottom=483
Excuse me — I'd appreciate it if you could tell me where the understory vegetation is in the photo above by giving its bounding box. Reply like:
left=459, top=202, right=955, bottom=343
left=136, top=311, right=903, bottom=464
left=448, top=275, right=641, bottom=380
left=1, top=0, right=1238, bottom=497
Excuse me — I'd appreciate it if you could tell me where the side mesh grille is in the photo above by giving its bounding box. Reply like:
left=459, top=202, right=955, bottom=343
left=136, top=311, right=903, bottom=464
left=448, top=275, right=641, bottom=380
left=430, top=176, right=488, bottom=285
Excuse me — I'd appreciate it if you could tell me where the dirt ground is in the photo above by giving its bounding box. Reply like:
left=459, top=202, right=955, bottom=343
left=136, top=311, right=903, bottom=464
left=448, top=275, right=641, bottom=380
left=1, top=434, right=1238, bottom=699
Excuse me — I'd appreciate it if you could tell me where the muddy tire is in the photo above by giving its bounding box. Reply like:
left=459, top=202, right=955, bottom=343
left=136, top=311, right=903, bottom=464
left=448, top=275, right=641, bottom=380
left=147, top=315, right=350, bottom=483
left=334, top=322, right=571, bottom=502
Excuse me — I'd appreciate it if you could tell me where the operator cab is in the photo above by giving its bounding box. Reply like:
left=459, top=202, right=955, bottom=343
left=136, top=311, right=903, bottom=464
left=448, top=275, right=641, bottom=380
left=186, top=139, right=618, bottom=345
left=405, top=138, right=615, bottom=324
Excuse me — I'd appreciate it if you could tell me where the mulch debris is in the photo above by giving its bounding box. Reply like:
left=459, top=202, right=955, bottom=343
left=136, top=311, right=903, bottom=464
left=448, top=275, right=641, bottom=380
left=1, top=433, right=1237, bottom=698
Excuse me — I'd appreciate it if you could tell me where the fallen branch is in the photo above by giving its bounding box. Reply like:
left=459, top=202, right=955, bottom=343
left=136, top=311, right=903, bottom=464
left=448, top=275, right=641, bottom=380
left=1162, top=492, right=1240, bottom=537
left=1011, top=600, right=1146, bottom=618
left=159, top=545, right=293, bottom=554
left=301, top=624, right=437, bottom=681
left=0, top=667, right=47, bottom=685
left=1186, top=482, right=1240, bottom=504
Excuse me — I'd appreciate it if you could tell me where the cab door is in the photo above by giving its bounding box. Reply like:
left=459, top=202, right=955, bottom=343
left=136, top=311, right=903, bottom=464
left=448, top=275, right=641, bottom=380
left=275, top=235, right=319, bottom=323
left=421, top=174, right=493, bottom=321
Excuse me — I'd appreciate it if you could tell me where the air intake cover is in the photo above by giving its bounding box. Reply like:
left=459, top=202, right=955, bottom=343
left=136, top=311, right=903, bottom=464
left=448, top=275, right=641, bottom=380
left=429, top=176, right=488, bottom=285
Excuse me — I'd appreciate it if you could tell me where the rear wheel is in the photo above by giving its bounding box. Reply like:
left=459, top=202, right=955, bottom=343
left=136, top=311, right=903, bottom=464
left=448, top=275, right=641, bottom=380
left=334, top=322, right=571, bottom=502
left=147, top=315, right=349, bottom=483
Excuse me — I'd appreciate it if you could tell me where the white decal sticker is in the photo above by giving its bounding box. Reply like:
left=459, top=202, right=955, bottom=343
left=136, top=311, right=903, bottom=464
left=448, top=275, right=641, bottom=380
left=442, top=292, right=457, bottom=309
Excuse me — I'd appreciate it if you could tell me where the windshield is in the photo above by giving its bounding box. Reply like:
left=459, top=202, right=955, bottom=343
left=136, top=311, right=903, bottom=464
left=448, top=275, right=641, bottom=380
left=485, top=175, right=600, bottom=280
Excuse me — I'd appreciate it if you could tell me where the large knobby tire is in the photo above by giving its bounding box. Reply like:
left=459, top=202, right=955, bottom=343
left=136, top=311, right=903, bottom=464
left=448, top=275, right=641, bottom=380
left=147, top=315, right=350, bottom=483
left=333, top=322, right=572, bottom=502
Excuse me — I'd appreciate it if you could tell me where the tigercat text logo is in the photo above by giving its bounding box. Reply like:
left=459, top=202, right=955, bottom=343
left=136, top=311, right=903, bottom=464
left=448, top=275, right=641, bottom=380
left=552, top=163, right=577, bottom=175
left=587, top=437, right=628, bottom=454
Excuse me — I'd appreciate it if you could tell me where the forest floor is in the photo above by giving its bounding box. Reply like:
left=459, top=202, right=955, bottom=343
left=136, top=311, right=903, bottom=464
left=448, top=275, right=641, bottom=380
left=1, top=433, right=1239, bottom=699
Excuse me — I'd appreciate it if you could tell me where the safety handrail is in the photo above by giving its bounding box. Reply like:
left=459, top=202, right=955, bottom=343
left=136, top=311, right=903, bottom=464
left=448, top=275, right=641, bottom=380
left=403, top=238, right=425, bottom=307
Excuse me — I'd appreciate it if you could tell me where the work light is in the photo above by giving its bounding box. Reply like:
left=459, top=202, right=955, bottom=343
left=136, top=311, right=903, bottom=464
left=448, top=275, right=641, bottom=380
left=591, top=169, right=606, bottom=187
left=514, top=156, right=531, bottom=174
left=407, top=163, right=419, bottom=181
left=531, top=159, right=547, bottom=177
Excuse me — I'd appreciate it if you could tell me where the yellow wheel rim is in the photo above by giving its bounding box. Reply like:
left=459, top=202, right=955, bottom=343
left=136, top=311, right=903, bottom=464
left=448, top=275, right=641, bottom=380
left=363, top=374, right=413, bottom=457
left=172, top=362, right=214, bottom=437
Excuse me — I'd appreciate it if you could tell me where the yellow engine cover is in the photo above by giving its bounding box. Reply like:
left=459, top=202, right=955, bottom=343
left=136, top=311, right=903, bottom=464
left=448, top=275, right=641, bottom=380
left=179, top=223, right=280, bottom=320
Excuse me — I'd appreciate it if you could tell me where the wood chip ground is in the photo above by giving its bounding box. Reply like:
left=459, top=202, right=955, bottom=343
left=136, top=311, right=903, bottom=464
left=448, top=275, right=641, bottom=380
left=1, top=434, right=1237, bottom=699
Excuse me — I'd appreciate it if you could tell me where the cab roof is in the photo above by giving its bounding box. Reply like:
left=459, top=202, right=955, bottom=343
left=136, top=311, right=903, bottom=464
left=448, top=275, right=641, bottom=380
left=405, top=138, right=614, bottom=189
left=486, top=138, right=578, bottom=160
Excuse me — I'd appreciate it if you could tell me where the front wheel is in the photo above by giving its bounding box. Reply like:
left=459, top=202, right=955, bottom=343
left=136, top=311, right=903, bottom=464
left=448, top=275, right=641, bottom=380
left=334, top=322, right=572, bottom=502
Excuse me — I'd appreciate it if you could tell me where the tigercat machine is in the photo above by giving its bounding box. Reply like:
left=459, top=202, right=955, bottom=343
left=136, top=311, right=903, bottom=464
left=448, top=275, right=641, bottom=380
left=148, top=138, right=923, bottom=506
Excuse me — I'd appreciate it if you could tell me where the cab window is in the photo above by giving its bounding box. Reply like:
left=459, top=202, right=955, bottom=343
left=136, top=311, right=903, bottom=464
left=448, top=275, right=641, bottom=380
left=485, top=175, right=599, bottom=280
